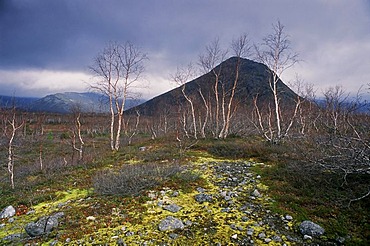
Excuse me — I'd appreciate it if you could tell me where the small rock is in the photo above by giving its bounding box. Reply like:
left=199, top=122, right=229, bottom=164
left=303, top=235, right=313, bottom=240
left=171, top=191, right=179, bottom=197
left=194, top=193, right=213, bottom=203
left=125, top=231, right=134, bottom=236
left=241, top=216, right=249, bottom=222
left=86, top=216, right=96, bottom=221
left=272, top=235, right=282, bottom=242
left=169, top=233, right=179, bottom=239
left=264, top=238, right=272, bottom=243
left=336, top=236, right=346, bottom=244
left=49, top=240, right=58, bottom=246
left=0, top=205, right=16, bottom=219
left=258, top=232, right=266, bottom=239
left=247, top=230, right=254, bottom=236
left=285, top=215, right=293, bottom=221
left=196, top=187, right=206, bottom=193
left=0, top=223, right=5, bottom=228
left=139, top=146, right=146, bottom=151
left=251, top=189, right=262, bottom=198
left=231, top=234, right=238, bottom=239
left=65, top=238, right=71, bottom=243
left=158, top=216, right=184, bottom=231
left=117, top=238, right=127, bottom=246
left=299, top=220, right=325, bottom=237
left=184, top=220, right=193, bottom=226
left=3, top=233, right=23, bottom=241
left=163, top=204, right=182, bottom=213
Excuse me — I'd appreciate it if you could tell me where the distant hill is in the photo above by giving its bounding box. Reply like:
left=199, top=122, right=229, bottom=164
left=129, top=57, right=299, bottom=116
left=0, top=95, right=39, bottom=109
left=0, top=92, right=144, bottom=114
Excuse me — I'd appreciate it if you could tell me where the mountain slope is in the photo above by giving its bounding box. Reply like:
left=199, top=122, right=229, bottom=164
left=130, top=57, right=298, bottom=116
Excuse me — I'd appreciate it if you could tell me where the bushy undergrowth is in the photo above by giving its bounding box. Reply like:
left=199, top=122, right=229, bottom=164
left=93, top=162, right=184, bottom=196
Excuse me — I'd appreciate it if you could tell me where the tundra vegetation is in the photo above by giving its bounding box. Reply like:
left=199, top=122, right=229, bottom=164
left=0, top=22, right=369, bottom=245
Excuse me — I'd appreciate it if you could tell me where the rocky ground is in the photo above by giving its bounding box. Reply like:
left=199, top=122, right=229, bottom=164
left=0, top=158, right=330, bottom=245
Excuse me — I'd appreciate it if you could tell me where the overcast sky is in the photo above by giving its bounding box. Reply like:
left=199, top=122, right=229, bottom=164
left=1, top=0, right=369, bottom=99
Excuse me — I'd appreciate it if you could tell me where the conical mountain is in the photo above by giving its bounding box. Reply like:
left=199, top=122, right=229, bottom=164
left=130, top=57, right=298, bottom=116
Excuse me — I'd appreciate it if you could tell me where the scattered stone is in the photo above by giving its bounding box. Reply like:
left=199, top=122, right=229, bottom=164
left=0, top=223, right=5, bottom=228
left=139, top=146, right=147, bottom=151
left=336, top=236, right=346, bottom=244
left=2, top=233, right=24, bottom=241
left=86, top=216, right=96, bottom=221
left=125, top=231, right=134, bottom=237
left=163, top=204, right=182, bottom=213
left=25, top=212, right=65, bottom=237
left=251, top=189, right=262, bottom=198
left=171, top=191, right=180, bottom=197
left=184, top=220, right=193, bottom=226
left=299, top=220, right=325, bottom=237
left=231, top=234, right=238, bottom=239
left=247, top=228, right=254, bottom=236
left=158, top=216, right=184, bottom=231
left=117, top=238, right=127, bottom=246
left=272, top=235, right=282, bottom=242
left=0, top=205, right=16, bottom=219
left=303, top=235, right=313, bottom=240
left=196, top=187, right=206, bottom=193
left=285, top=215, right=293, bottom=221
left=264, top=238, right=272, bottom=243
left=194, top=193, right=213, bottom=203
left=169, top=233, right=179, bottom=239
left=50, top=240, right=59, bottom=246
left=65, top=238, right=71, bottom=243
left=258, top=232, right=266, bottom=239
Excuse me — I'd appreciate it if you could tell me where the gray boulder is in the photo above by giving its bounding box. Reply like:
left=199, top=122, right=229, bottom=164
left=299, top=220, right=325, bottom=237
left=0, top=205, right=16, bottom=219
left=25, top=212, right=65, bottom=237
left=158, top=216, right=184, bottom=231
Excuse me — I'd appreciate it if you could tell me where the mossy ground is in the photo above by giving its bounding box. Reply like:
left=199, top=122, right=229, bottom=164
left=0, top=137, right=369, bottom=245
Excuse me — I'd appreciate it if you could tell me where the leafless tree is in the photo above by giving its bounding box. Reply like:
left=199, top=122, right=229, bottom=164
left=254, top=20, right=299, bottom=142
left=219, top=34, right=252, bottom=138
left=198, top=38, right=228, bottom=138
left=6, top=108, right=24, bottom=189
left=70, top=104, right=85, bottom=161
left=90, top=41, right=147, bottom=151
left=172, top=63, right=197, bottom=139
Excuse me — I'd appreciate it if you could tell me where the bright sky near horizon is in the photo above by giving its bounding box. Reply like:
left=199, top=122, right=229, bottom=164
left=1, top=0, right=369, bottom=99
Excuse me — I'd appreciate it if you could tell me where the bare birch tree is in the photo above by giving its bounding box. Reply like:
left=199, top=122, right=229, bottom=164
left=198, top=38, right=228, bottom=138
left=255, top=20, right=299, bottom=142
left=219, top=34, right=252, bottom=138
left=6, top=109, right=24, bottom=189
left=90, top=41, right=147, bottom=151
left=171, top=63, right=197, bottom=139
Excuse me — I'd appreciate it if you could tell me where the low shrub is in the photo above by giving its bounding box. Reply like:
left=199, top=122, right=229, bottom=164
left=93, top=162, right=183, bottom=196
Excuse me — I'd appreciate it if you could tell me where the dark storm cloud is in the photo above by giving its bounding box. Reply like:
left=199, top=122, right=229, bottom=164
left=0, top=0, right=369, bottom=98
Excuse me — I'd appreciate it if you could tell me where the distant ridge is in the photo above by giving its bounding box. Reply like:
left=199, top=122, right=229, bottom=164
left=0, top=92, right=144, bottom=114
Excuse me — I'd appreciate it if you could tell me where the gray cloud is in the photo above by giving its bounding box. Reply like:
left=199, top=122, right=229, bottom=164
left=0, top=0, right=369, bottom=98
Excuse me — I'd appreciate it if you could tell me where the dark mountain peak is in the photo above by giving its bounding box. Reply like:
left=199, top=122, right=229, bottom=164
left=129, top=57, right=297, bottom=116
